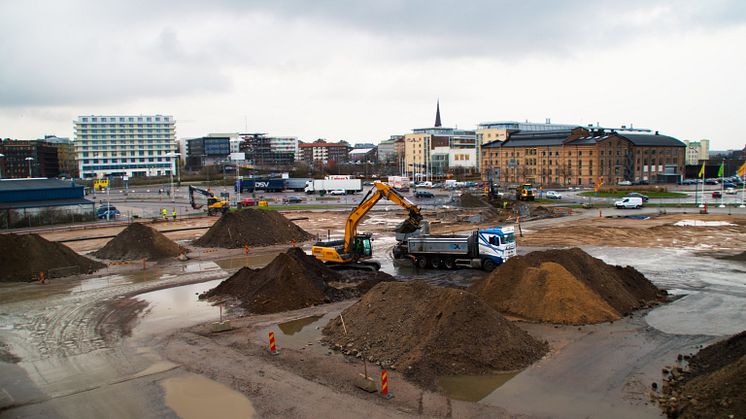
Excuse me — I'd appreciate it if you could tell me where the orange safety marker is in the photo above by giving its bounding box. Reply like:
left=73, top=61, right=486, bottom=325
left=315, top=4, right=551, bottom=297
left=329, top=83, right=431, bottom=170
left=244, top=243, right=249, bottom=256
left=268, top=331, right=280, bottom=355
left=380, top=369, right=393, bottom=399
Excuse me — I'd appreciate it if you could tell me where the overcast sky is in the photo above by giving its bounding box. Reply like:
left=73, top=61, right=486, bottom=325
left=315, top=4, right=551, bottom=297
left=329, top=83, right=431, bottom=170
left=1, top=0, right=745, bottom=149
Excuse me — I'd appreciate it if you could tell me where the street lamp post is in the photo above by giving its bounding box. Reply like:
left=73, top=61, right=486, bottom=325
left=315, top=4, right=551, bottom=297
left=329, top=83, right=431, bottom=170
left=0, top=153, right=4, bottom=179
left=25, top=157, right=34, bottom=178
left=166, top=152, right=180, bottom=203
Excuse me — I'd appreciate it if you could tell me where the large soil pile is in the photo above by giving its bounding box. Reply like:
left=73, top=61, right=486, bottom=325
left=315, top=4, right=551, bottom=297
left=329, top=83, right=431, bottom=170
left=92, top=223, right=185, bottom=260
left=0, top=233, right=105, bottom=282
left=660, top=330, right=746, bottom=418
left=470, top=248, right=666, bottom=324
left=459, top=192, right=487, bottom=208
left=322, top=281, right=548, bottom=389
left=202, top=248, right=392, bottom=313
left=193, top=209, right=313, bottom=248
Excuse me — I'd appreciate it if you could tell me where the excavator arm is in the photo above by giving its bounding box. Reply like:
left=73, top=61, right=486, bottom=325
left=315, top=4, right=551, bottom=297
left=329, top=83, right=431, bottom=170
left=188, top=185, right=211, bottom=209
left=343, top=181, right=422, bottom=253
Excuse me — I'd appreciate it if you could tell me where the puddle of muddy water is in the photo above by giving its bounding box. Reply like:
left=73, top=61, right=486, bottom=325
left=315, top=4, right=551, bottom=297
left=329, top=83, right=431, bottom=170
left=437, top=372, right=518, bottom=402
left=278, top=315, right=323, bottom=336
left=161, top=373, right=256, bottom=419
left=260, top=313, right=337, bottom=355
left=213, top=253, right=276, bottom=271
left=130, top=279, right=224, bottom=340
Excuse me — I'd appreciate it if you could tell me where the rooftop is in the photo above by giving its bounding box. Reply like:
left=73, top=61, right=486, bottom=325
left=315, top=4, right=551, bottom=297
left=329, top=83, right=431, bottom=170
left=0, top=178, right=81, bottom=192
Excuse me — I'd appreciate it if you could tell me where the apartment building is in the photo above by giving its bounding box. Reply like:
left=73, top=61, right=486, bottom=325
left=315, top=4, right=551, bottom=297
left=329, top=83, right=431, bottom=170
left=299, top=140, right=351, bottom=164
left=240, top=133, right=298, bottom=166
left=682, top=139, right=710, bottom=165
left=73, top=115, right=176, bottom=178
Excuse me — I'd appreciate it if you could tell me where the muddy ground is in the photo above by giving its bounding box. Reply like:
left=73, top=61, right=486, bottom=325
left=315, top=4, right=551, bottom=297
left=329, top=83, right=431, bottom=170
left=1, top=207, right=745, bottom=418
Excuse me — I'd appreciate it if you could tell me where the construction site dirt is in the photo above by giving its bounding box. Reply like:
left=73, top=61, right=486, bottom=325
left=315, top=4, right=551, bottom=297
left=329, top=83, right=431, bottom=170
left=0, top=207, right=745, bottom=418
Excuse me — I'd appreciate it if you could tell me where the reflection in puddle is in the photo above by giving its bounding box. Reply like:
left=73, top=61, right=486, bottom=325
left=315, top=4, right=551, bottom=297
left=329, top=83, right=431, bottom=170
left=438, top=372, right=518, bottom=401
left=130, top=279, right=223, bottom=340
left=213, top=253, right=275, bottom=271
left=278, top=315, right=323, bottom=336
left=183, top=261, right=220, bottom=273
left=161, top=373, right=256, bottom=419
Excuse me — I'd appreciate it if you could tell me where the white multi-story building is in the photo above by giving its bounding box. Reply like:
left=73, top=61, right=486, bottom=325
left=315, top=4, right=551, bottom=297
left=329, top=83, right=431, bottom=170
left=682, top=139, right=710, bottom=165
left=74, top=115, right=176, bottom=178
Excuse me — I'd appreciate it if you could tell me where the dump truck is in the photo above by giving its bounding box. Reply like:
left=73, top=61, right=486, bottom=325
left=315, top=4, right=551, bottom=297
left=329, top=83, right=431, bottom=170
left=393, top=226, right=516, bottom=271
left=516, top=184, right=535, bottom=201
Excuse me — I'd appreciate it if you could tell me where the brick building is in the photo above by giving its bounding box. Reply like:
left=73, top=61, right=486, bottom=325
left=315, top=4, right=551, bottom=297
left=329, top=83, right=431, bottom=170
left=0, top=139, right=60, bottom=179
left=299, top=140, right=351, bottom=164
left=482, top=128, right=685, bottom=186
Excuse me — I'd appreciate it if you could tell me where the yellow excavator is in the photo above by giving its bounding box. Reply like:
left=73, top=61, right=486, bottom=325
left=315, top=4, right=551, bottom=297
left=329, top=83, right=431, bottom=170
left=312, top=181, right=422, bottom=271
left=188, top=185, right=230, bottom=215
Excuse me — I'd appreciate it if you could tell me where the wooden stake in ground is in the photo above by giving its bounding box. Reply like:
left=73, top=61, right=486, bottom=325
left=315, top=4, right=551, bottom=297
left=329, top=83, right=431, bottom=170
left=340, top=313, right=376, bottom=393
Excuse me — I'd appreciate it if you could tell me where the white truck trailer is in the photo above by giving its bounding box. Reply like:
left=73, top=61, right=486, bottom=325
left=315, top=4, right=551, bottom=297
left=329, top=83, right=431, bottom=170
left=304, top=178, right=362, bottom=194
left=393, top=226, right=516, bottom=271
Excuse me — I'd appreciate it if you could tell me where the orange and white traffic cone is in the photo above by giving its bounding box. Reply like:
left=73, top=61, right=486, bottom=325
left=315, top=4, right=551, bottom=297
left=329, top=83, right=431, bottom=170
left=268, top=331, right=280, bottom=355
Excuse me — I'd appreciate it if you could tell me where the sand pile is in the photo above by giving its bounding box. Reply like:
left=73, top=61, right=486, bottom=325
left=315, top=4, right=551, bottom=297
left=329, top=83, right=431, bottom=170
left=322, top=281, right=548, bottom=389
left=193, top=209, right=313, bottom=248
left=459, top=192, right=487, bottom=208
left=470, top=248, right=666, bottom=324
left=0, top=233, right=105, bottom=282
left=92, top=223, right=185, bottom=261
left=659, top=330, right=745, bottom=418
left=202, top=248, right=392, bottom=313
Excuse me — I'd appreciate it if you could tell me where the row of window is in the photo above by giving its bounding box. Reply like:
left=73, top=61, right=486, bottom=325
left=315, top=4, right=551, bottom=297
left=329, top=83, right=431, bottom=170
left=80, top=116, right=171, bottom=123
left=82, top=163, right=172, bottom=170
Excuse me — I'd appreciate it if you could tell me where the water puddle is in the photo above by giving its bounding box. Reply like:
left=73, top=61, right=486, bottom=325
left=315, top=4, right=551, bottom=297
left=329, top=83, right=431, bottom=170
left=161, top=373, right=256, bottom=419
left=438, top=372, right=519, bottom=401
left=214, top=253, right=276, bottom=271
left=73, top=270, right=174, bottom=292
left=278, top=315, right=323, bottom=336
left=260, top=313, right=337, bottom=355
left=183, top=261, right=220, bottom=273
left=130, top=279, right=224, bottom=340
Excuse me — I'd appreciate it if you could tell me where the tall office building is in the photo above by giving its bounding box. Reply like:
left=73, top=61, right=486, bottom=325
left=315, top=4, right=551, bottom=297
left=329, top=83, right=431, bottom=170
left=73, top=115, right=176, bottom=178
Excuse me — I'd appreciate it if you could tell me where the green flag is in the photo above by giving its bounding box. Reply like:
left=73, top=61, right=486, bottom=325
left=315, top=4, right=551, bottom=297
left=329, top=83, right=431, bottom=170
left=717, top=162, right=724, bottom=177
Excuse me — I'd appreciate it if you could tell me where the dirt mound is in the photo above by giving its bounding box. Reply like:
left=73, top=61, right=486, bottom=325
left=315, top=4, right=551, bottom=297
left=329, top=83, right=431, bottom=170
left=92, top=223, right=185, bottom=261
left=0, top=233, right=105, bottom=282
left=202, top=248, right=391, bottom=313
left=459, top=192, right=487, bottom=208
left=322, top=281, right=548, bottom=389
left=193, top=209, right=313, bottom=248
left=470, top=248, right=666, bottom=324
left=660, top=330, right=746, bottom=418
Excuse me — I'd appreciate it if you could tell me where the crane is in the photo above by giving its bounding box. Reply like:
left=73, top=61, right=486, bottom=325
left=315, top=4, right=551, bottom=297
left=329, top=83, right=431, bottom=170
left=311, top=181, right=422, bottom=270
left=188, top=185, right=230, bottom=215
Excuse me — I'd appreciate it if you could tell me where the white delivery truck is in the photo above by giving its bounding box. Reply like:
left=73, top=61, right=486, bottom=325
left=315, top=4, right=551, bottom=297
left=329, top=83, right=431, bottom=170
left=393, top=226, right=516, bottom=271
left=305, top=178, right=362, bottom=195
left=614, top=196, right=643, bottom=209
left=387, top=176, right=410, bottom=191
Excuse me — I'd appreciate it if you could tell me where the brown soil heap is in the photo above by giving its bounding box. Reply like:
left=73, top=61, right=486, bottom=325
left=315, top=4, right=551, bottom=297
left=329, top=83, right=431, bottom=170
left=459, top=192, right=487, bottom=208
left=193, top=209, right=313, bottom=248
left=202, top=248, right=391, bottom=313
left=470, top=247, right=666, bottom=324
left=0, top=233, right=105, bottom=282
left=322, top=281, right=548, bottom=389
left=660, top=330, right=746, bottom=418
left=92, top=223, right=185, bottom=261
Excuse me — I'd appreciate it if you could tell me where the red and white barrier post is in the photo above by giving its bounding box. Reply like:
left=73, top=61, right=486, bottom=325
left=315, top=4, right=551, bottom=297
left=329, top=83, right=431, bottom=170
left=380, top=369, right=393, bottom=399
left=268, top=331, right=279, bottom=355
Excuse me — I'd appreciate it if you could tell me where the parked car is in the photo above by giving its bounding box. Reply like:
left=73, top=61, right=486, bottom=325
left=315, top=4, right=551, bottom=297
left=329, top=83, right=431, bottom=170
left=724, top=188, right=737, bottom=195
left=624, top=192, right=649, bottom=203
left=615, top=197, right=643, bottom=209
left=97, top=209, right=120, bottom=219
left=705, top=179, right=719, bottom=185
left=712, top=191, right=722, bottom=199
left=414, top=191, right=434, bottom=199
left=240, top=198, right=256, bottom=206
left=617, top=180, right=632, bottom=186
left=723, top=182, right=736, bottom=189
left=96, top=205, right=117, bottom=218
left=415, top=181, right=433, bottom=188
left=545, top=191, right=562, bottom=199
left=329, top=189, right=346, bottom=196
left=285, top=196, right=303, bottom=203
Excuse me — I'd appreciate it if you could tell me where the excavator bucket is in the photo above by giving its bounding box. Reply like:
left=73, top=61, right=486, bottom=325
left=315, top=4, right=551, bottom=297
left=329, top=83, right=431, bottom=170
left=394, top=211, right=423, bottom=234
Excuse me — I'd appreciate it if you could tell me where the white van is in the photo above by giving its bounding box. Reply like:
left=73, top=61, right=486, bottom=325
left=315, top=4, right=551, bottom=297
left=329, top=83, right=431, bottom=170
left=615, top=196, right=643, bottom=209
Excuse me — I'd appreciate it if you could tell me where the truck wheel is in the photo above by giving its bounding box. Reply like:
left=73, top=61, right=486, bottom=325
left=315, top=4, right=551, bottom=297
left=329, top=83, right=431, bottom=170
left=416, top=256, right=428, bottom=269
left=443, top=257, right=456, bottom=270
left=482, top=259, right=497, bottom=272
left=430, top=257, right=442, bottom=269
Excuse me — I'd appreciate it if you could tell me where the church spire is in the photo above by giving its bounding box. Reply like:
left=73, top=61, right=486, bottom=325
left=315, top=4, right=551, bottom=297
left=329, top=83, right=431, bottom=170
left=434, top=100, right=442, bottom=127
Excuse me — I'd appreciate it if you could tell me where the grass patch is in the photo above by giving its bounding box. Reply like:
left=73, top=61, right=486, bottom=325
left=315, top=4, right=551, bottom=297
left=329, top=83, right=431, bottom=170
left=578, top=191, right=687, bottom=198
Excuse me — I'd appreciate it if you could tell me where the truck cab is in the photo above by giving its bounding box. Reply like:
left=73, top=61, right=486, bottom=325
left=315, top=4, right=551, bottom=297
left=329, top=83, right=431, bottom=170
left=477, top=227, right=517, bottom=270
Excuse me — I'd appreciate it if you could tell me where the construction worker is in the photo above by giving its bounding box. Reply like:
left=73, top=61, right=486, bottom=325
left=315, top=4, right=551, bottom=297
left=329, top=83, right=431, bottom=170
left=161, top=208, right=167, bottom=220
left=172, top=208, right=177, bottom=221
